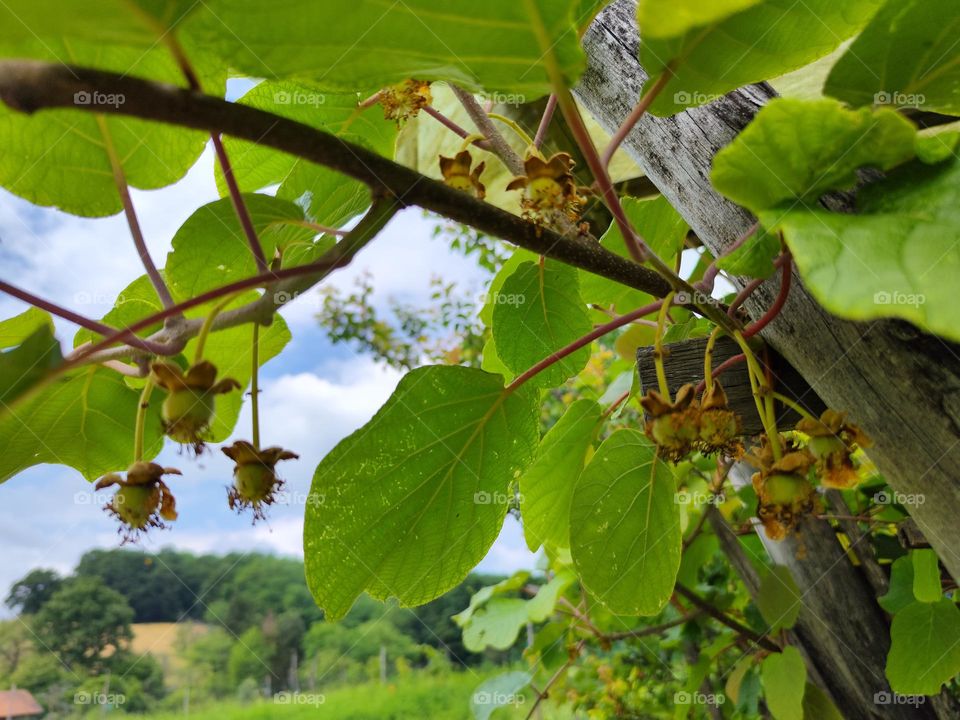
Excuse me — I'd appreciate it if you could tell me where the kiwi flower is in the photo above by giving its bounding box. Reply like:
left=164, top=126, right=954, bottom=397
left=223, top=441, right=299, bottom=521
left=439, top=151, right=486, bottom=200
left=151, top=361, right=241, bottom=450
left=796, top=409, right=872, bottom=489
left=95, top=462, right=180, bottom=541
left=746, top=436, right=819, bottom=541
left=379, top=79, right=432, bottom=123
left=696, top=382, right=743, bottom=458
left=506, top=152, right=587, bottom=224
left=640, top=383, right=700, bottom=463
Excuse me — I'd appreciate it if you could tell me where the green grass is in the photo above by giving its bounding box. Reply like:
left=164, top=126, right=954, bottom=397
left=142, top=673, right=527, bottom=720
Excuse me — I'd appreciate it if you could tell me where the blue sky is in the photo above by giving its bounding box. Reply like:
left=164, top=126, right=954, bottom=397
left=0, top=140, right=538, bottom=614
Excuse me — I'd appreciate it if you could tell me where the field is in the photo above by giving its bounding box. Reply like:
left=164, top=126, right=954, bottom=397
left=130, top=622, right=208, bottom=676
left=140, top=674, right=536, bottom=720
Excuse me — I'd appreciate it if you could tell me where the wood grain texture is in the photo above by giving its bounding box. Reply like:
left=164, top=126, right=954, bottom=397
left=577, top=0, right=960, bottom=589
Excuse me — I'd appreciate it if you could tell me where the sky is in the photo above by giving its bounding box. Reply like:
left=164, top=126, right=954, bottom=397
left=0, top=135, right=540, bottom=614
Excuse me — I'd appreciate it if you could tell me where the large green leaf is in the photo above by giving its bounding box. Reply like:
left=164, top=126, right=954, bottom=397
left=0, top=1, right=202, bottom=47
left=580, top=195, right=687, bottom=313
left=303, top=366, right=539, bottom=619
left=764, top=159, right=960, bottom=342
left=470, top=671, right=531, bottom=720
left=165, top=194, right=317, bottom=299
left=637, top=0, right=762, bottom=38
left=755, top=565, right=801, bottom=631
left=570, top=429, right=681, bottom=615
left=641, top=0, right=882, bottom=116
left=0, top=326, right=63, bottom=409
left=492, top=260, right=592, bottom=389
left=0, top=42, right=220, bottom=217
left=0, top=366, right=164, bottom=482
left=825, top=0, right=960, bottom=115
left=217, top=81, right=396, bottom=227
left=886, top=600, right=960, bottom=695
left=74, top=275, right=164, bottom=348
left=194, top=0, right=595, bottom=97
left=521, top=399, right=601, bottom=551
left=879, top=556, right=915, bottom=614
left=0, top=308, right=54, bottom=349
left=712, top=99, right=917, bottom=213
left=761, top=647, right=806, bottom=720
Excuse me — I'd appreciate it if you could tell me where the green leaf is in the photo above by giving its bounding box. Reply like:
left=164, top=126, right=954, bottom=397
left=802, top=683, right=843, bottom=720
left=218, top=81, right=396, bottom=226
left=480, top=249, right=538, bottom=328
left=0, top=308, right=54, bottom=349
left=716, top=228, right=780, bottom=279
left=580, top=196, right=688, bottom=313
left=0, top=326, right=63, bottom=409
left=641, top=0, right=882, bottom=116
left=74, top=275, right=164, bottom=348
left=761, top=646, right=806, bottom=720
left=764, top=159, right=960, bottom=342
left=879, top=556, right=916, bottom=614
left=912, top=549, right=943, bottom=603
left=454, top=571, right=531, bottom=626
left=638, top=0, right=762, bottom=38
left=825, top=0, right=960, bottom=115
left=461, top=598, right=529, bottom=652
left=194, top=0, right=592, bottom=97
left=304, top=366, right=538, bottom=620
left=712, top=99, right=917, bottom=214
left=521, top=399, right=602, bottom=551
left=570, top=429, right=681, bottom=615
left=492, top=260, right=592, bottom=389
left=470, top=671, right=530, bottom=720
left=0, top=367, right=164, bottom=483
left=755, top=565, right=801, bottom=631
left=166, top=194, right=316, bottom=299
left=886, top=600, right=960, bottom=695
left=0, top=1, right=203, bottom=47
left=0, top=42, right=220, bottom=217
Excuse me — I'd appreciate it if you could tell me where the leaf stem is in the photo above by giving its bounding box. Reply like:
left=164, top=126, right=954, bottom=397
left=194, top=293, right=241, bottom=364
left=95, top=115, right=176, bottom=310
left=533, top=94, right=557, bottom=149
left=743, top=254, right=792, bottom=338
left=422, top=105, right=494, bottom=152
left=134, top=377, right=154, bottom=463
left=251, top=322, right=260, bottom=449
left=654, top=292, right=676, bottom=396
left=732, top=330, right=782, bottom=460
left=166, top=39, right=270, bottom=275
left=486, top=112, right=535, bottom=148
left=772, top=392, right=819, bottom=424
left=0, top=279, right=170, bottom=355
left=703, top=327, right=722, bottom=394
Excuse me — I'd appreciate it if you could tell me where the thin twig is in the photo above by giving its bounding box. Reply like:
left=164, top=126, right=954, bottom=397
left=674, top=583, right=780, bottom=652
left=743, top=255, right=792, bottom=338
left=422, top=105, right=494, bottom=151
left=450, top=84, right=525, bottom=175
left=533, top=94, right=557, bottom=149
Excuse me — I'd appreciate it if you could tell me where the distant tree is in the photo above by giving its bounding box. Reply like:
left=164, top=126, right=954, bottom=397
left=32, top=578, right=134, bottom=670
left=227, top=626, right=272, bottom=692
left=5, top=569, right=62, bottom=615
left=181, top=626, right=235, bottom=698
left=0, top=620, right=30, bottom=677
